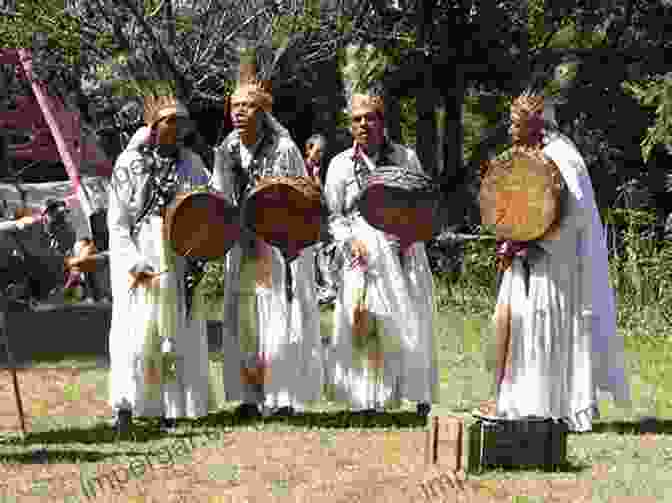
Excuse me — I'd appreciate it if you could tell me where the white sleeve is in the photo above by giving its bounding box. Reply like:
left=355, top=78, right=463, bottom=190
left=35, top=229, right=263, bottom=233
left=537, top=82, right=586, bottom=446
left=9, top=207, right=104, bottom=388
left=276, top=141, right=307, bottom=177
left=265, top=137, right=307, bottom=178
left=324, top=157, right=355, bottom=246
left=577, top=174, right=595, bottom=319
left=211, top=145, right=237, bottom=205
left=106, top=156, right=153, bottom=275
left=0, top=220, right=20, bottom=233
left=405, top=147, right=427, bottom=175
left=538, top=141, right=591, bottom=256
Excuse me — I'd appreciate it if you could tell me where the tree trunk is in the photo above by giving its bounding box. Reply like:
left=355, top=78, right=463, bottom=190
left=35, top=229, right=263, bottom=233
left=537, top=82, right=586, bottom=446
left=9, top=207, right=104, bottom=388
left=440, top=66, right=465, bottom=186
left=438, top=65, right=469, bottom=229
left=415, top=0, right=437, bottom=175
left=384, top=92, right=402, bottom=144
left=436, top=102, right=444, bottom=175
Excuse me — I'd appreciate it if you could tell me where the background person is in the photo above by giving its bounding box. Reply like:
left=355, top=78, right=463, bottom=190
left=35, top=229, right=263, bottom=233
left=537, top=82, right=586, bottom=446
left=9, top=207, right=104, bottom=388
left=304, top=133, right=327, bottom=185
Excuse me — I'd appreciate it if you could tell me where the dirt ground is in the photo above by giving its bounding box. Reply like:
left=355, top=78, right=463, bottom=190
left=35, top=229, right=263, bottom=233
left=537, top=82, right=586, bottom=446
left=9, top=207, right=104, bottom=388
left=0, top=368, right=622, bottom=502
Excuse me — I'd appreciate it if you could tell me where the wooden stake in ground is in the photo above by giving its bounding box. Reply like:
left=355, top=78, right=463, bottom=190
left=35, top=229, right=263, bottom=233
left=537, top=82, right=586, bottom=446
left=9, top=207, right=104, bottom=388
left=426, top=415, right=465, bottom=489
left=0, top=305, right=26, bottom=438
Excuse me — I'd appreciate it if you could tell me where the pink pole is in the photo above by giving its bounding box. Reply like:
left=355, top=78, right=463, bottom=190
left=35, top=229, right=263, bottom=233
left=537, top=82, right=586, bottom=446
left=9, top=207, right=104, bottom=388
left=16, top=49, right=92, bottom=218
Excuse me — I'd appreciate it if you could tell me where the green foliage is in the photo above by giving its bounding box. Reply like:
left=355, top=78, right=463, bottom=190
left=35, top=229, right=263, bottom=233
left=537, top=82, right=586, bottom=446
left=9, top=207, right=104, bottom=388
left=460, top=232, right=497, bottom=290
left=0, top=1, right=81, bottom=65
left=342, top=44, right=389, bottom=94
left=144, top=0, right=165, bottom=17
left=335, top=15, right=353, bottom=38
left=272, top=6, right=322, bottom=49
left=441, top=209, right=672, bottom=340
left=175, top=15, right=194, bottom=34
left=399, top=97, right=417, bottom=147
left=437, top=229, right=497, bottom=317
left=109, top=78, right=177, bottom=99
left=462, top=96, right=492, bottom=163
left=527, top=0, right=547, bottom=50
left=196, top=258, right=228, bottom=303
left=604, top=208, right=672, bottom=335
left=622, top=77, right=672, bottom=162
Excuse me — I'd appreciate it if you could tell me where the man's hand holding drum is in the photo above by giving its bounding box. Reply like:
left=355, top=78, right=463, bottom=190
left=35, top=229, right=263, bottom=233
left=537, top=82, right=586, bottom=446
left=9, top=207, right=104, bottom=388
left=128, top=270, right=162, bottom=290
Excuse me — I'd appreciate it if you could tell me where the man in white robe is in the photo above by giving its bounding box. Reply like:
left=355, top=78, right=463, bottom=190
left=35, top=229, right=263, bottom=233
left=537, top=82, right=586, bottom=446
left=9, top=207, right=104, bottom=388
left=107, top=95, right=211, bottom=434
left=491, top=94, right=630, bottom=432
left=211, top=79, right=322, bottom=418
left=324, top=88, right=439, bottom=416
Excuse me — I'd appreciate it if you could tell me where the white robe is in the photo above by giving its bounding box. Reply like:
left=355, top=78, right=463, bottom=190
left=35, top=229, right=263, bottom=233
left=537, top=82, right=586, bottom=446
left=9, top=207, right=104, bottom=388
left=107, top=146, right=211, bottom=418
left=496, top=131, right=630, bottom=431
left=210, top=128, right=322, bottom=410
left=324, top=144, right=439, bottom=410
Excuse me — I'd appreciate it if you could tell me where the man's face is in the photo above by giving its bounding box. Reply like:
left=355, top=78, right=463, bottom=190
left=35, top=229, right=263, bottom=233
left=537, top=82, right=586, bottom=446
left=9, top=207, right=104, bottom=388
left=509, top=110, right=543, bottom=144
left=306, top=142, right=323, bottom=164
left=231, top=97, right=260, bottom=136
left=351, top=108, right=384, bottom=149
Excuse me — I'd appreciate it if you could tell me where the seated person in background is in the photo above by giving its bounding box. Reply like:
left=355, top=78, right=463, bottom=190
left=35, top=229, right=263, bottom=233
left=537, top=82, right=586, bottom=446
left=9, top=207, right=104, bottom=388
left=305, top=133, right=327, bottom=185
left=304, top=134, right=338, bottom=305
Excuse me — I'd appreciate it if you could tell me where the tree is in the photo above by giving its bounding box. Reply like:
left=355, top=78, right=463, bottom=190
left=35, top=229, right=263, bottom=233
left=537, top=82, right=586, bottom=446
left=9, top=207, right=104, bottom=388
left=1, top=0, right=362, bottom=158
left=345, top=0, right=672, bottom=229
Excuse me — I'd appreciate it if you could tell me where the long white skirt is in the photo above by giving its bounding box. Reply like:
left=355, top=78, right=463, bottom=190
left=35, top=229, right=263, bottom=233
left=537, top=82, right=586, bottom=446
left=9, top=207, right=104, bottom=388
left=328, top=220, right=438, bottom=410
left=108, top=218, right=209, bottom=419
left=496, top=255, right=596, bottom=432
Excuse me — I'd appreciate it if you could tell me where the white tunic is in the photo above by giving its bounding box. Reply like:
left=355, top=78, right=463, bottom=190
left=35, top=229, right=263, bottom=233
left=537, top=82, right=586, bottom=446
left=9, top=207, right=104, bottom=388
left=324, top=143, right=439, bottom=410
left=211, top=128, right=322, bottom=409
left=107, top=147, right=211, bottom=418
left=496, top=131, right=630, bottom=431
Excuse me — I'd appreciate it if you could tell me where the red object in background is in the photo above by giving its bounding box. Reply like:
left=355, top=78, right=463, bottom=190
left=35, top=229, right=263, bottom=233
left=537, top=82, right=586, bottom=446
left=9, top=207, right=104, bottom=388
left=0, top=49, right=113, bottom=180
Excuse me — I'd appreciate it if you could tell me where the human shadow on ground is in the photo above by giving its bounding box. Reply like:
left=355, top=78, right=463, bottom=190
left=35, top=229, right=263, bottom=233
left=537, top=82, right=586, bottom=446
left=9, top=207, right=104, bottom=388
left=468, top=460, right=589, bottom=475
left=0, top=410, right=428, bottom=453
left=0, top=417, right=215, bottom=448
left=590, top=418, right=672, bottom=435
left=0, top=448, right=119, bottom=465
left=199, top=409, right=430, bottom=429
left=0, top=421, right=235, bottom=466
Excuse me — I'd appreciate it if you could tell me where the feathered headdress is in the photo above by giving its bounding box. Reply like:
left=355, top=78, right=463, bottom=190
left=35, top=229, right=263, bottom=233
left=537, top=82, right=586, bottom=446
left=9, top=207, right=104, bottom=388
left=350, top=80, right=385, bottom=117
left=143, top=94, right=190, bottom=127
left=351, top=93, right=385, bottom=116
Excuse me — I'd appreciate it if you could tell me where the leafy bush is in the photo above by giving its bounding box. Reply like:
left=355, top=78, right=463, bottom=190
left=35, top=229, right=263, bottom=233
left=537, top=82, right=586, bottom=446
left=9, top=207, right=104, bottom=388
left=439, top=209, right=672, bottom=338
left=605, top=208, right=672, bottom=337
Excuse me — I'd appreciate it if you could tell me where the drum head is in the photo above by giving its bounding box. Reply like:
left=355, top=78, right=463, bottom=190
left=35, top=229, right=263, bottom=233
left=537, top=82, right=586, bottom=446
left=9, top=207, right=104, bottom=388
left=244, top=178, right=327, bottom=251
left=166, top=192, right=241, bottom=258
left=357, top=185, right=438, bottom=246
left=480, top=149, right=564, bottom=242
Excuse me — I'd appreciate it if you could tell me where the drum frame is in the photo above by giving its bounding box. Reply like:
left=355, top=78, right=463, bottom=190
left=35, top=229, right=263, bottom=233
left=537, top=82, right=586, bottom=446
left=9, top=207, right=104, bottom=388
left=242, top=176, right=327, bottom=253
left=163, top=191, right=241, bottom=259
left=355, top=167, right=440, bottom=247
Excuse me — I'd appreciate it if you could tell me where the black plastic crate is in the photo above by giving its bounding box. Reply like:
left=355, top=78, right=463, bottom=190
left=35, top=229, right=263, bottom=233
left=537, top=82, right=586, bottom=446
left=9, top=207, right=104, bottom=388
left=468, top=416, right=568, bottom=473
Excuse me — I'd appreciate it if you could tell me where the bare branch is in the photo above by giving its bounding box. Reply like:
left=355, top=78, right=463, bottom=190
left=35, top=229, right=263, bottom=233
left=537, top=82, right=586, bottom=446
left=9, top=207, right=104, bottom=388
left=116, top=0, right=187, bottom=95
